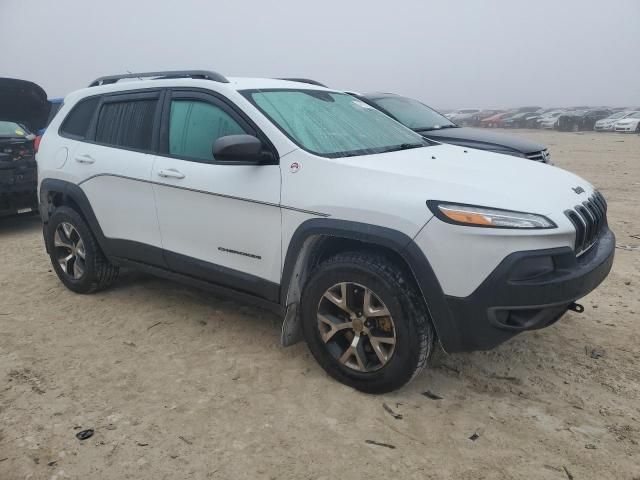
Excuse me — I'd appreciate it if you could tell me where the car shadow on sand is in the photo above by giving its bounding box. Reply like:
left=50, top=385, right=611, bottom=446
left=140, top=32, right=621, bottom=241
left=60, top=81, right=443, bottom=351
left=0, top=212, right=41, bottom=235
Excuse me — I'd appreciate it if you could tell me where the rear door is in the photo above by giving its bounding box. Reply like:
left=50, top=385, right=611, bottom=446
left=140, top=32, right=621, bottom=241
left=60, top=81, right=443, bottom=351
left=69, top=90, right=165, bottom=265
left=151, top=89, right=281, bottom=300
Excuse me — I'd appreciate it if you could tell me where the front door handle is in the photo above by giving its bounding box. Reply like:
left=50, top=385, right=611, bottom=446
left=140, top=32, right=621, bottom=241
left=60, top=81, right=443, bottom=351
left=75, top=154, right=95, bottom=164
left=157, top=168, right=185, bottom=179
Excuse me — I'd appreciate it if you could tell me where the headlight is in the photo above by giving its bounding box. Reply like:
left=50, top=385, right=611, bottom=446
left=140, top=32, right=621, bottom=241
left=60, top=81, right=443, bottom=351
left=427, top=201, right=556, bottom=229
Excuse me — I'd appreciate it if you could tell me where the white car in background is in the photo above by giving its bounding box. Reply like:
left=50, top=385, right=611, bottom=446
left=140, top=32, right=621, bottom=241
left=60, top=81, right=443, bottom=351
left=594, top=111, right=638, bottom=131
left=445, top=108, right=481, bottom=125
left=538, top=111, right=565, bottom=129
left=613, top=111, right=640, bottom=133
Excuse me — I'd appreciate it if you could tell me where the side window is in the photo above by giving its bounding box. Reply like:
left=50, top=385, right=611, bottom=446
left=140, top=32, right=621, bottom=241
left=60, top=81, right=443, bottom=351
left=95, top=99, right=157, bottom=151
left=59, top=97, right=99, bottom=139
left=169, top=100, right=247, bottom=162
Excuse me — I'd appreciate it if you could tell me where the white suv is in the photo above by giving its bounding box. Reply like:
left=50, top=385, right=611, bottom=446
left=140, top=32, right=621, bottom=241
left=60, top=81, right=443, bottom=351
left=37, top=70, right=615, bottom=393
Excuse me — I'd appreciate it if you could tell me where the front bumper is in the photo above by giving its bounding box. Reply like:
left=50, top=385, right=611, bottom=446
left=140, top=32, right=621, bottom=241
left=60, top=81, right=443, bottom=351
left=439, top=227, right=615, bottom=352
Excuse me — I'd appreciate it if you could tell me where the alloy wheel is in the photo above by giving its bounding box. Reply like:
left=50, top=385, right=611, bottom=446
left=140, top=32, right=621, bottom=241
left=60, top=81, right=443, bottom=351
left=317, top=282, right=396, bottom=372
left=54, top=222, right=86, bottom=280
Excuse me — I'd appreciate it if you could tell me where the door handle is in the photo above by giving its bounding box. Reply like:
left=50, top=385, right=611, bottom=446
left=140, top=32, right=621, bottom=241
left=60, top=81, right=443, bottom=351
left=75, top=154, right=95, bottom=164
left=157, top=168, right=185, bottom=179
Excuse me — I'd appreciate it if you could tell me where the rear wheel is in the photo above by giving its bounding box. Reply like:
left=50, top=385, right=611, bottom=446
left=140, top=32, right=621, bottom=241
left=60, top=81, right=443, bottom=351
left=301, top=252, right=435, bottom=393
left=46, top=206, right=119, bottom=293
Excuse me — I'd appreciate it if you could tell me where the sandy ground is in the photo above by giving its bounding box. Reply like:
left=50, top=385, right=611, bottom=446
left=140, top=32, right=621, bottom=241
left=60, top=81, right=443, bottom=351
left=1, top=129, right=639, bottom=480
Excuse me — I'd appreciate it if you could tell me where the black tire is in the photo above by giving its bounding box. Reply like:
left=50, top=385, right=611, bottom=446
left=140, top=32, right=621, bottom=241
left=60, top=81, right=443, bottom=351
left=300, top=251, right=435, bottom=393
left=46, top=206, right=119, bottom=293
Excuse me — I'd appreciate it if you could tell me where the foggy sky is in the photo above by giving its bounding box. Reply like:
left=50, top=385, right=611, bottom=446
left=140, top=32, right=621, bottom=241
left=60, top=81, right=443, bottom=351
left=1, top=0, right=638, bottom=109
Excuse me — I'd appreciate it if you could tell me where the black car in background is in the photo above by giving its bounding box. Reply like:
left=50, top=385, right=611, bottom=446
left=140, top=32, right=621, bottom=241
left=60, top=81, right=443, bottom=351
left=0, top=78, right=51, bottom=216
left=557, top=109, right=612, bottom=132
left=356, top=92, right=551, bottom=163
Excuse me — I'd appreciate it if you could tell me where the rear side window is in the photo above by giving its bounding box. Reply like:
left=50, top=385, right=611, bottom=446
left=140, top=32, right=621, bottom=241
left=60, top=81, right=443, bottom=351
left=60, top=97, right=99, bottom=139
left=169, top=100, right=247, bottom=162
left=95, top=99, right=157, bottom=151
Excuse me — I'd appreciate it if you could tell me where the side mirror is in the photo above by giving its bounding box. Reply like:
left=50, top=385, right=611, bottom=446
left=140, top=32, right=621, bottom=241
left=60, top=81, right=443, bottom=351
left=212, top=134, right=270, bottom=163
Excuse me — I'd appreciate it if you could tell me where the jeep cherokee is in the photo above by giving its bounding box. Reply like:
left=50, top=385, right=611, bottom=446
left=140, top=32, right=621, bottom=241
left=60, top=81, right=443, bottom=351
left=36, top=70, right=615, bottom=393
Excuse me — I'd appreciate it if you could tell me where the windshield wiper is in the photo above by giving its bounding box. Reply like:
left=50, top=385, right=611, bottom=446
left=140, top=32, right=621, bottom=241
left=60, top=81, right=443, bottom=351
left=416, top=125, right=458, bottom=132
left=379, top=143, right=426, bottom=154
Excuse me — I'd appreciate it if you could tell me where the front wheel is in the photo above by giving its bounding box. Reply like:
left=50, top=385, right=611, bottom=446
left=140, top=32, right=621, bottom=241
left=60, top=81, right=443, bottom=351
left=301, top=252, right=435, bottom=393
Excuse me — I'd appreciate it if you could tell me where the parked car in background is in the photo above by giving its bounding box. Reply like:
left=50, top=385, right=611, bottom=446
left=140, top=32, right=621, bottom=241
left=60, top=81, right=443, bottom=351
left=0, top=78, right=51, bottom=216
left=557, top=109, right=612, bottom=132
left=613, top=111, right=640, bottom=133
left=356, top=93, right=551, bottom=162
left=470, top=109, right=504, bottom=126
left=538, top=111, right=565, bottom=129
left=445, top=108, right=481, bottom=125
left=594, top=111, right=635, bottom=131
left=502, top=111, right=536, bottom=128
left=479, top=111, right=514, bottom=128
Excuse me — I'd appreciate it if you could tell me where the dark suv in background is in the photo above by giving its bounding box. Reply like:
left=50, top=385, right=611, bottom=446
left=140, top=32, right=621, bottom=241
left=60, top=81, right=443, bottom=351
left=355, top=92, right=551, bottom=163
left=557, top=109, right=612, bottom=132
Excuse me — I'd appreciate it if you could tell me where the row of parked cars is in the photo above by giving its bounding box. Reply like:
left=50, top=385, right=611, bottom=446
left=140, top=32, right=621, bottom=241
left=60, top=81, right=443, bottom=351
left=445, top=107, right=640, bottom=133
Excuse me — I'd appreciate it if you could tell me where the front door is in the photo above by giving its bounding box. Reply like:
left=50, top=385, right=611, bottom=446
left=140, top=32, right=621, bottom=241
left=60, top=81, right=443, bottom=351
left=151, top=90, right=281, bottom=300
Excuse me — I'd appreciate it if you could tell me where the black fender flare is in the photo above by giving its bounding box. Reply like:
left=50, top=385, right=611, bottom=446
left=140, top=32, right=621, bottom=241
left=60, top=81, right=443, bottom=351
left=279, top=218, right=461, bottom=352
left=39, top=178, right=112, bottom=256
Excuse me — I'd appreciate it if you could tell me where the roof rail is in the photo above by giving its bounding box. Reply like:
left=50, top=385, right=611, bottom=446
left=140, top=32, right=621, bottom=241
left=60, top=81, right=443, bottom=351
left=278, top=78, right=328, bottom=88
left=88, top=70, right=229, bottom=87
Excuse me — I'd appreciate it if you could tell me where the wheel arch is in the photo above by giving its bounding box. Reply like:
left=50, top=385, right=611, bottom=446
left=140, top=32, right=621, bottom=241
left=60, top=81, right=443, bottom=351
left=280, top=219, right=458, bottom=351
left=39, top=178, right=110, bottom=256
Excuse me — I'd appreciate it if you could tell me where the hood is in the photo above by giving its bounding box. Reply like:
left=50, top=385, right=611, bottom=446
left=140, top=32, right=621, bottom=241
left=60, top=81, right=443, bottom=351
left=339, top=144, right=592, bottom=217
left=0, top=78, right=50, bottom=131
left=420, top=127, right=545, bottom=155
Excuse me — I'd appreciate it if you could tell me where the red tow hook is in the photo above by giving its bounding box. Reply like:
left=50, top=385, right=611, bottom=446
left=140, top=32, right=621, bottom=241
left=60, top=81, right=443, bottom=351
left=568, top=302, right=584, bottom=313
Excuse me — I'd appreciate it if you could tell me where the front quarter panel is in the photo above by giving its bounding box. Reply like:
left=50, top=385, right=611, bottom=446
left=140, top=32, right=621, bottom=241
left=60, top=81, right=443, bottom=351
left=414, top=216, right=575, bottom=297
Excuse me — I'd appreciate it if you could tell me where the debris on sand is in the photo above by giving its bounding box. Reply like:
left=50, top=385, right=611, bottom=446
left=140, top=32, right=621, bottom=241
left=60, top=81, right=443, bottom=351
left=178, top=435, right=193, bottom=445
left=468, top=432, right=480, bottom=441
left=75, top=429, right=94, bottom=441
left=562, top=466, right=574, bottom=480
left=421, top=390, right=443, bottom=400
left=382, top=403, right=403, bottom=420
left=365, top=440, right=396, bottom=449
left=589, top=347, right=605, bottom=359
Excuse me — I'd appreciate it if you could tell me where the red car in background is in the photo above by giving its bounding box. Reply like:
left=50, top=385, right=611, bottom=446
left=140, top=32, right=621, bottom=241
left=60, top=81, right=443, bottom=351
left=479, top=111, right=514, bottom=128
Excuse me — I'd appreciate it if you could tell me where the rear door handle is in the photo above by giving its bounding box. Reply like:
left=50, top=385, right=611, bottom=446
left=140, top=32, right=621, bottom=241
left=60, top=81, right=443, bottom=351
left=157, top=168, right=185, bottom=179
left=75, top=154, right=95, bottom=164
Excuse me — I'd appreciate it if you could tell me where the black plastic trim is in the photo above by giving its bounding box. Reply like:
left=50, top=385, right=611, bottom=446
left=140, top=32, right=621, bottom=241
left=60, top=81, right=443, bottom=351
left=279, top=218, right=457, bottom=350
left=114, top=258, right=281, bottom=314
left=443, top=227, right=615, bottom=352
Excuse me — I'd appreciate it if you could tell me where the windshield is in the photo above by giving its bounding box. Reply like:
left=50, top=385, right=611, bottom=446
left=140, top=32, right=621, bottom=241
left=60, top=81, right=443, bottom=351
left=627, top=112, right=640, bottom=119
left=0, top=121, right=28, bottom=137
left=243, top=89, right=427, bottom=158
left=370, top=96, right=456, bottom=131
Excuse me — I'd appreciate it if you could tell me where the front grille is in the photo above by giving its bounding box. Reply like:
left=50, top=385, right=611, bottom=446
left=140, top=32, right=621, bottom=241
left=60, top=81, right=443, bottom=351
left=526, top=149, right=550, bottom=163
left=565, top=191, right=607, bottom=256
